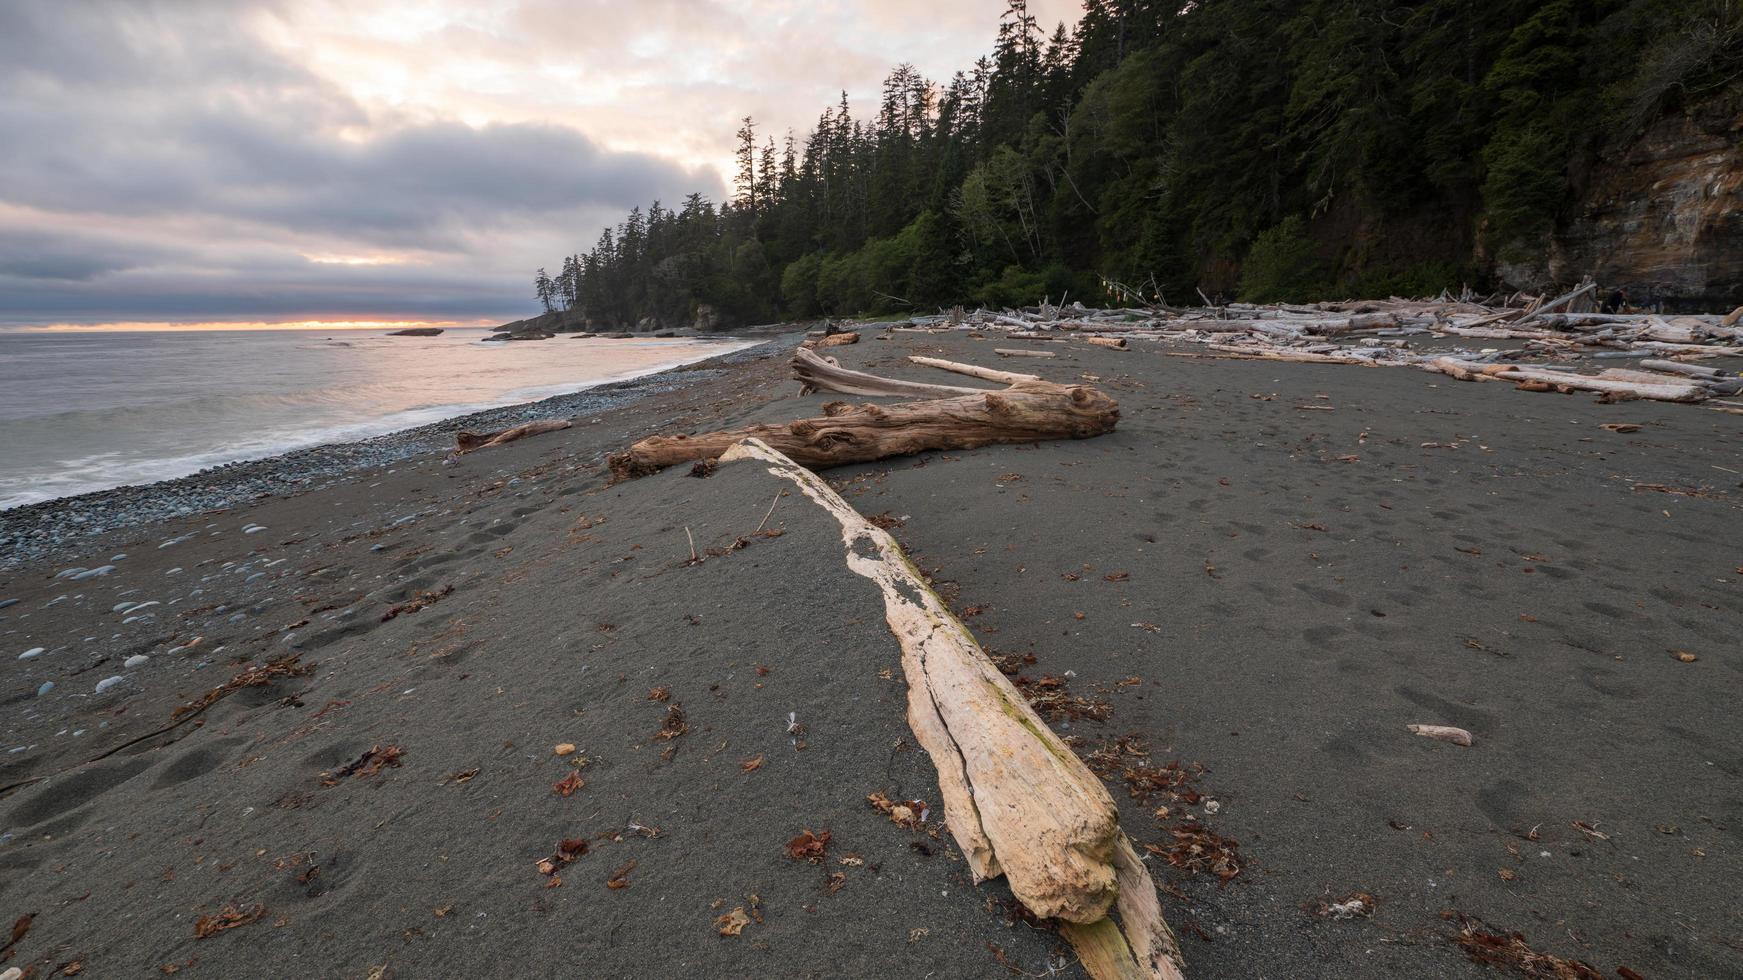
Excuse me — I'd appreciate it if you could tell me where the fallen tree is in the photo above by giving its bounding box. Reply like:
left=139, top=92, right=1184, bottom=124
left=609, top=356, right=1117, bottom=479
left=719, top=438, right=1185, bottom=980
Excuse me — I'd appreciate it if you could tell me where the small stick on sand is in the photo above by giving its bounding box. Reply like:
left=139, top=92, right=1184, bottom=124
left=1408, top=724, right=1473, bottom=746
left=755, top=490, right=782, bottom=533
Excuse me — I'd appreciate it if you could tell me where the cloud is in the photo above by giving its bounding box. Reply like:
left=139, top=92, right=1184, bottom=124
left=0, top=0, right=1077, bottom=326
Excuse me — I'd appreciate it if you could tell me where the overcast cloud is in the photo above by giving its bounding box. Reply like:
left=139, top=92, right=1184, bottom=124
left=0, top=0, right=1078, bottom=327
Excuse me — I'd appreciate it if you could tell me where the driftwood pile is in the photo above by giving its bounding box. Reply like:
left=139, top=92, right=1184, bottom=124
left=894, top=287, right=1743, bottom=409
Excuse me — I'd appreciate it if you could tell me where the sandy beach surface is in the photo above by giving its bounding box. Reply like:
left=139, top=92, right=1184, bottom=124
left=2, top=328, right=1740, bottom=978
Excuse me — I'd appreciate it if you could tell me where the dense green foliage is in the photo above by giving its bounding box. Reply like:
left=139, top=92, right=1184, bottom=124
left=537, top=0, right=1743, bottom=326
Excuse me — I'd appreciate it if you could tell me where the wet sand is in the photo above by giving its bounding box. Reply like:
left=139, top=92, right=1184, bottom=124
left=2, top=328, right=1740, bottom=977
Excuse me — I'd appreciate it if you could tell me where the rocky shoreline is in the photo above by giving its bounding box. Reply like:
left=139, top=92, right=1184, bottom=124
left=0, top=336, right=790, bottom=569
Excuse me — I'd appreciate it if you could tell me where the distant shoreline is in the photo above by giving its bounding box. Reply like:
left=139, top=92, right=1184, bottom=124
left=0, top=335, right=792, bottom=567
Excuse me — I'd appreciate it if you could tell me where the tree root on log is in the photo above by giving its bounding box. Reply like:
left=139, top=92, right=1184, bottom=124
left=719, top=438, right=1185, bottom=980
left=454, top=418, right=572, bottom=453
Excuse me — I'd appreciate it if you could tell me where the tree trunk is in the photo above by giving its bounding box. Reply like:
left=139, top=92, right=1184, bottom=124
left=718, top=439, right=1185, bottom=979
left=608, top=380, right=1118, bottom=480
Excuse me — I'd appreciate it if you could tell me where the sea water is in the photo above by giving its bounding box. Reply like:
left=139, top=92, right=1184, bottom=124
left=0, top=328, right=750, bottom=509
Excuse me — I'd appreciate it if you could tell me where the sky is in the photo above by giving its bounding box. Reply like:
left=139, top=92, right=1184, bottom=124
left=0, top=0, right=1080, bottom=330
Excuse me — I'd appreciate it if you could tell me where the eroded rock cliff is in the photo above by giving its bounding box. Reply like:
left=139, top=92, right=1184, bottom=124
left=1551, top=108, right=1743, bottom=310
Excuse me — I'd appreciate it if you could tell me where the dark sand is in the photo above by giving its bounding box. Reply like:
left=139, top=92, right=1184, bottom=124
left=2, top=329, right=1740, bottom=978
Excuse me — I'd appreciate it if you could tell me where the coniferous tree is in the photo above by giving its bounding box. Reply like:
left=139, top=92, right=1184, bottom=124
left=536, top=1, right=1743, bottom=327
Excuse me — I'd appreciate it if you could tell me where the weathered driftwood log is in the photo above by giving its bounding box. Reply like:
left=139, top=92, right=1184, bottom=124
left=907, top=356, right=1038, bottom=385
left=1640, top=359, right=1723, bottom=379
left=1485, top=364, right=1708, bottom=403
left=995, top=347, right=1057, bottom=358
left=719, top=439, right=1184, bottom=980
left=454, top=418, right=572, bottom=453
left=607, top=377, right=1118, bottom=479
left=1205, top=344, right=1381, bottom=366
left=800, top=331, right=860, bottom=349
left=1085, top=336, right=1129, bottom=350
left=791, top=347, right=986, bottom=398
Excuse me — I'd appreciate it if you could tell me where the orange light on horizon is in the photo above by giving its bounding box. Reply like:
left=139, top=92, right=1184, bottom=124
left=12, top=318, right=502, bottom=334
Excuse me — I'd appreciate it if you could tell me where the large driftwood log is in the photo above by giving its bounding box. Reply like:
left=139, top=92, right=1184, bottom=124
left=791, top=347, right=986, bottom=398
left=800, top=331, right=860, bottom=349
left=719, top=439, right=1184, bottom=980
left=1486, top=364, right=1709, bottom=402
left=453, top=418, right=572, bottom=453
left=608, top=376, right=1118, bottom=479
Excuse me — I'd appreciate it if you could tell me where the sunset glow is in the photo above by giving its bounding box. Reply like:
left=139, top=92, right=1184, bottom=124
left=18, top=319, right=491, bottom=334
left=1, top=1, right=1074, bottom=331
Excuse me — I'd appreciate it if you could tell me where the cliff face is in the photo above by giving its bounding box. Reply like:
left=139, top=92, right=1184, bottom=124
left=1549, top=108, right=1743, bottom=310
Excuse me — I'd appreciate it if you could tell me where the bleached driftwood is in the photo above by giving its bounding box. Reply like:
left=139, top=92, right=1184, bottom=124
left=790, top=347, right=985, bottom=398
left=1485, top=364, right=1709, bottom=403
left=906, top=356, right=1038, bottom=385
left=995, top=347, right=1057, bottom=358
left=719, top=438, right=1184, bottom=979
left=1408, top=724, right=1473, bottom=746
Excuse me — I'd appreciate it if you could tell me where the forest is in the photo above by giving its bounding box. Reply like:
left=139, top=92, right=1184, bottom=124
left=533, top=0, right=1743, bottom=329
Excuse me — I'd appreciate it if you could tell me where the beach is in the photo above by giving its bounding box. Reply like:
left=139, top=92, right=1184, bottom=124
left=2, top=327, right=1740, bottom=978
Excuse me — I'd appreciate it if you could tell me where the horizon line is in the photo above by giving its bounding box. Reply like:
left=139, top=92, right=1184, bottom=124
left=1, top=317, right=513, bottom=334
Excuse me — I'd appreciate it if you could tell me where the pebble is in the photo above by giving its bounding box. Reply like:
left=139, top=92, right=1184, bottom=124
left=18, top=647, right=43, bottom=660
left=73, top=565, right=116, bottom=580
left=124, top=654, right=150, bottom=668
left=112, top=601, right=138, bottom=613
left=36, top=681, right=54, bottom=696
left=55, top=567, right=87, bottom=579
left=94, top=675, right=127, bottom=694
left=111, top=553, right=127, bottom=561
left=243, top=524, right=268, bottom=534
left=0, top=598, right=18, bottom=610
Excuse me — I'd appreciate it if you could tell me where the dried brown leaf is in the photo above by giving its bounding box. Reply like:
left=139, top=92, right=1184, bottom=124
left=784, top=829, right=831, bottom=862
left=193, top=903, right=265, bottom=939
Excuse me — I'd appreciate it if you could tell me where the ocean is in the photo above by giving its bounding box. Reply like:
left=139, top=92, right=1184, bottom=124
left=0, top=328, right=751, bottom=510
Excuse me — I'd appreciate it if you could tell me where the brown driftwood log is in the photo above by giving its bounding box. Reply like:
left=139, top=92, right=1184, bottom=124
left=800, top=331, right=860, bottom=349
left=719, top=439, right=1184, bottom=979
left=608, top=378, right=1118, bottom=479
left=1085, top=336, right=1129, bottom=350
left=454, top=418, right=572, bottom=453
